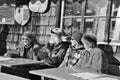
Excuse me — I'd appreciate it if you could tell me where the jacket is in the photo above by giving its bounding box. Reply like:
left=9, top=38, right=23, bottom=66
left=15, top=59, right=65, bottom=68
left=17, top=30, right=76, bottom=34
left=59, top=46, right=90, bottom=67
left=42, top=42, right=70, bottom=67
left=75, top=47, right=109, bottom=74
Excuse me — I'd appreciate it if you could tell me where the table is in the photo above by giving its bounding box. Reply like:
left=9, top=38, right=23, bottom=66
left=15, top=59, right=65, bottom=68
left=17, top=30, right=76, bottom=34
left=0, top=72, right=29, bottom=80
left=29, top=67, right=120, bottom=80
left=0, top=57, right=53, bottom=78
left=0, top=57, right=42, bottom=67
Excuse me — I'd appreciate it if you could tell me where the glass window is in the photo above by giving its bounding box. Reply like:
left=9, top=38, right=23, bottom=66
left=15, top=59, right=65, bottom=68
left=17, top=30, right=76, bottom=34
left=110, top=0, right=120, bottom=42
left=61, top=0, right=116, bottom=43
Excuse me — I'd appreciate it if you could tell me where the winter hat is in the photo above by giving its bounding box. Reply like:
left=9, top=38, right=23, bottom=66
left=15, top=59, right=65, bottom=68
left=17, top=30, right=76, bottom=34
left=51, top=28, right=62, bottom=36
left=82, top=33, right=97, bottom=45
left=72, top=31, right=83, bottom=44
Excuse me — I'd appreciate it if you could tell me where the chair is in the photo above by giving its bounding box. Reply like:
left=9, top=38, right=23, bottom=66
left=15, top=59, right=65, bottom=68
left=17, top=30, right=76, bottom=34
left=98, top=44, right=120, bottom=76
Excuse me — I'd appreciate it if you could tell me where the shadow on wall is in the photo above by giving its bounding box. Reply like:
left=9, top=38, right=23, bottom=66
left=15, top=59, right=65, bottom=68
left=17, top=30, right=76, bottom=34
left=0, top=25, right=9, bottom=56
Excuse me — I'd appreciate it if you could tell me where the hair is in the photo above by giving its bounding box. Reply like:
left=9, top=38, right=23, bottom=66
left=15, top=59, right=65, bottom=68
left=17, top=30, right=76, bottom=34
left=82, top=33, right=97, bottom=47
left=22, top=31, right=39, bottom=44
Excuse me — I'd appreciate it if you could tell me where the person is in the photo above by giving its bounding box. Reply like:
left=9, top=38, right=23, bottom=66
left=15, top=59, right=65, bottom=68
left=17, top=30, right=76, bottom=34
left=3, top=31, right=52, bottom=78
left=4, top=31, right=46, bottom=60
left=59, top=31, right=90, bottom=67
left=76, top=33, right=109, bottom=74
left=40, top=28, right=70, bottom=67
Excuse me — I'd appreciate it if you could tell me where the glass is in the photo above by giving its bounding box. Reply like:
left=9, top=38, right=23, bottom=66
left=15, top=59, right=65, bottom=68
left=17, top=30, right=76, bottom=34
left=112, top=0, right=120, bottom=17
left=84, top=17, right=106, bottom=42
left=64, top=0, right=82, bottom=16
left=63, top=18, right=81, bottom=36
left=84, top=0, right=109, bottom=42
left=62, top=0, right=111, bottom=42
left=86, top=0, right=108, bottom=16
left=109, top=0, right=120, bottom=42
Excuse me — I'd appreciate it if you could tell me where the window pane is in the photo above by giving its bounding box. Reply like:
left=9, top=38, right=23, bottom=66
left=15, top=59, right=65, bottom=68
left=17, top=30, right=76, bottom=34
left=84, top=18, right=106, bottom=42
left=84, top=2, right=108, bottom=42
left=63, top=18, right=81, bottom=35
left=111, top=18, right=120, bottom=42
left=110, top=0, right=120, bottom=42
left=86, top=0, right=108, bottom=16
left=62, top=0, right=110, bottom=42
left=64, top=0, right=82, bottom=16
left=112, top=0, right=120, bottom=17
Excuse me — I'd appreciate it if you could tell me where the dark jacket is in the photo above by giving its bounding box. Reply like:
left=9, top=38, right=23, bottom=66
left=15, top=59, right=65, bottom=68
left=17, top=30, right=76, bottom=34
left=41, top=42, right=70, bottom=67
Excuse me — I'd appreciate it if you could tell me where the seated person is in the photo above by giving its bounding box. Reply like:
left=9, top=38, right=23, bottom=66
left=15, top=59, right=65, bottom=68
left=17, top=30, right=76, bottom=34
left=59, top=31, right=90, bottom=67
left=4, top=31, right=47, bottom=60
left=40, top=28, right=70, bottom=67
left=3, top=31, right=53, bottom=77
left=76, top=33, right=109, bottom=74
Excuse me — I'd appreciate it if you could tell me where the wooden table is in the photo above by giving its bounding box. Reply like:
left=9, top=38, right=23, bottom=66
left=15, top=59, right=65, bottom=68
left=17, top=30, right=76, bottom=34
left=0, top=72, right=29, bottom=80
left=0, top=57, right=42, bottom=67
left=29, top=67, right=120, bottom=80
left=0, top=57, right=53, bottom=78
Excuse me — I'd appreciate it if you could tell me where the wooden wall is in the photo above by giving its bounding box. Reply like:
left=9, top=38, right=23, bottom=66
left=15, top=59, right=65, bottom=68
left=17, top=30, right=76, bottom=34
left=0, top=1, right=59, bottom=55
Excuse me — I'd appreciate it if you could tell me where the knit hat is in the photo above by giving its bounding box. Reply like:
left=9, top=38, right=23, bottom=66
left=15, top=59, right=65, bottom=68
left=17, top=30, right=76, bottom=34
left=82, top=34, right=97, bottom=45
left=51, top=28, right=62, bottom=36
left=72, top=31, right=83, bottom=44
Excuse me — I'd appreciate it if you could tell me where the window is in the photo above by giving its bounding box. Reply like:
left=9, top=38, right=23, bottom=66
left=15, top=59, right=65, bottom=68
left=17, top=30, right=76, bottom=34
left=110, top=0, right=120, bottom=42
left=60, top=0, right=116, bottom=43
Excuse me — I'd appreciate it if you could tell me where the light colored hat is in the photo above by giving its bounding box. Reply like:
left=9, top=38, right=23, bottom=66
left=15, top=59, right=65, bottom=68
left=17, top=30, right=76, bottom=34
left=51, top=28, right=62, bottom=36
left=82, top=34, right=97, bottom=44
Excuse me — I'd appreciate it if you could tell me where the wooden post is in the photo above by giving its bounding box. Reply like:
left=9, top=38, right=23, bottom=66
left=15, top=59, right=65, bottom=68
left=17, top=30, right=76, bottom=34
left=55, top=0, right=62, bottom=28
left=105, top=0, right=113, bottom=44
left=59, top=0, right=65, bottom=31
left=80, top=0, right=87, bottom=33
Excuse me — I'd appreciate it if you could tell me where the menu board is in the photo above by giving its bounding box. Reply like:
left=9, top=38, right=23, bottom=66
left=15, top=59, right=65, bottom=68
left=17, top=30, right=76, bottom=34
left=0, top=6, right=15, bottom=24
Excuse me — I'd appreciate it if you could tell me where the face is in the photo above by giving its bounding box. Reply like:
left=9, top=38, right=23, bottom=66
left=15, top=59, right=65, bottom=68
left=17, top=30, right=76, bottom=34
left=70, top=38, right=78, bottom=47
left=22, top=36, right=32, bottom=46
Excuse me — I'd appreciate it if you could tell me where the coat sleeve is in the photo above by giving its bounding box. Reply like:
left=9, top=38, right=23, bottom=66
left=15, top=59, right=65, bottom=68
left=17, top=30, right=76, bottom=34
left=74, top=50, right=90, bottom=68
left=44, top=42, right=70, bottom=67
left=15, top=42, right=24, bottom=57
left=45, top=47, right=67, bottom=67
left=84, top=52, right=104, bottom=73
left=36, top=44, right=51, bottom=60
left=59, top=49, right=70, bottom=67
left=4, top=47, right=21, bottom=58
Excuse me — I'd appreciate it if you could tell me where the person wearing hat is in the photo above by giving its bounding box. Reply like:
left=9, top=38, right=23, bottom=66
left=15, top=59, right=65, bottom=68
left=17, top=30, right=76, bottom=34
left=4, top=31, right=46, bottom=60
left=59, top=31, right=90, bottom=67
left=40, top=28, right=71, bottom=67
left=79, top=33, right=109, bottom=74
